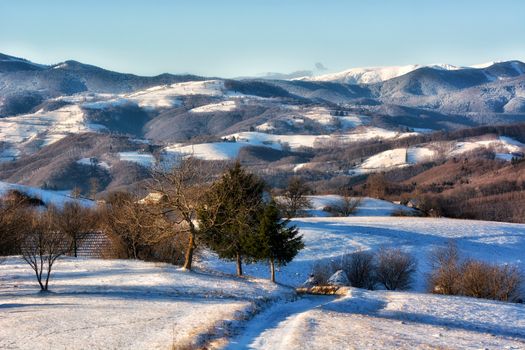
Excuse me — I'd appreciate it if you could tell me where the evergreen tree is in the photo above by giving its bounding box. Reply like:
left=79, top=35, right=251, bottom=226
left=198, top=162, right=265, bottom=276
left=254, top=201, right=304, bottom=282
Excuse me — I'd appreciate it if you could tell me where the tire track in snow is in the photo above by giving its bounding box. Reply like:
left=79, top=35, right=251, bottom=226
left=224, top=295, right=336, bottom=350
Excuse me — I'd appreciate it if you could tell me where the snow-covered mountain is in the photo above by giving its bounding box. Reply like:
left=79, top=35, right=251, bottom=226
left=302, top=63, right=463, bottom=84
left=1, top=52, right=525, bottom=193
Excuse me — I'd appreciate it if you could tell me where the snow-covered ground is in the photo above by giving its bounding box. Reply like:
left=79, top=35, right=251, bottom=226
left=2, top=194, right=525, bottom=349
left=190, top=100, right=237, bottom=113
left=201, top=215, right=525, bottom=290
left=0, top=258, right=291, bottom=350
left=351, top=135, right=524, bottom=175
left=125, top=80, right=226, bottom=109
left=0, top=181, right=93, bottom=207
left=304, top=63, right=462, bottom=84
left=165, top=128, right=418, bottom=161
left=118, top=151, right=156, bottom=167
left=227, top=289, right=525, bottom=349
left=0, top=105, right=99, bottom=148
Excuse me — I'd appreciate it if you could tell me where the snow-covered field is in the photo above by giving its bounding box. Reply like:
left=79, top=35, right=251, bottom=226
left=0, top=258, right=290, bottom=349
left=350, top=135, right=524, bottom=175
left=228, top=289, right=525, bottom=349
left=164, top=128, right=418, bottom=161
left=201, top=203, right=525, bottom=289
left=0, top=181, right=93, bottom=207
left=2, top=195, right=525, bottom=349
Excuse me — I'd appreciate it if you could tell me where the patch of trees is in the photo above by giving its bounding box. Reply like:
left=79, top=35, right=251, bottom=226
left=89, top=160, right=305, bottom=282
left=198, top=162, right=304, bottom=281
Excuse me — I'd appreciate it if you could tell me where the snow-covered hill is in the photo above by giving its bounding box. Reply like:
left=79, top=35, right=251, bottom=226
left=2, top=194, right=525, bottom=349
left=304, top=63, right=462, bottom=84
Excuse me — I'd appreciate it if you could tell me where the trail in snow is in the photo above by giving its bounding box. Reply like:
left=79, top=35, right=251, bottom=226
left=223, top=289, right=525, bottom=350
left=224, top=295, right=336, bottom=350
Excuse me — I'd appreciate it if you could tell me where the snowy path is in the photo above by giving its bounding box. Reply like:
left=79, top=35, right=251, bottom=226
left=223, top=289, right=525, bottom=350
left=225, top=295, right=336, bottom=349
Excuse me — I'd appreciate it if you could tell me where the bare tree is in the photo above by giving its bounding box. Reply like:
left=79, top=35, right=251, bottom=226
left=21, top=207, right=70, bottom=291
left=366, top=172, right=388, bottom=199
left=341, top=250, right=376, bottom=289
left=279, top=177, right=312, bottom=218
left=324, top=188, right=361, bottom=217
left=428, top=241, right=462, bottom=295
left=149, top=157, right=218, bottom=270
left=56, top=202, right=94, bottom=257
left=375, top=247, right=416, bottom=290
left=1, top=190, right=43, bottom=256
left=99, top=192, right=171, bottom=260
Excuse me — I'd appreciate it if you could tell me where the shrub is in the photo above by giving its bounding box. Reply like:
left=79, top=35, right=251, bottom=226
left=428, top=241, right=462, bottom=295
left=341, top=250, right=376, bottom=289
left=428, top=242, right=523, bottom=302
left=376, top=248, right=416, bottom=290
left=323, top=197, right=362, bottom=217
left=460, top=260, right=522, bottom=302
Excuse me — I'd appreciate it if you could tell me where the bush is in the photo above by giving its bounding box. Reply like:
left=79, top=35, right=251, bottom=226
left=341, top=250, right=376, bottom=289
left=428, top=242, right=523, bottom=302
left=428, top=241, right=462, bottom=295
left=323, top=197, right=362, bottom=217
left=376, top=248, right=416, bottom=290
left=460, top=260, right=522, bottom=302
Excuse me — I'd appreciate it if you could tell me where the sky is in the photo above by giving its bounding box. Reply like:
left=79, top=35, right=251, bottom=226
left=1, top=0, right=524, bottom=78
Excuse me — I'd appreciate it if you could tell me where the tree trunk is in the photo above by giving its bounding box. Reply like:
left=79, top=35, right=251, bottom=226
left=73, top=235, right=78, bottom=258
left=183, top=231, right=195, bottom=270
left=270, top=259, right=276, bottom=283
left=236, top=252, right=243, bottom=276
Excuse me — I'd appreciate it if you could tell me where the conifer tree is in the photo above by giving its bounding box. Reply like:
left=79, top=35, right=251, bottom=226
left=198, top=162, right=265, bottom=276
left=254, top=201, right=304, bottom=282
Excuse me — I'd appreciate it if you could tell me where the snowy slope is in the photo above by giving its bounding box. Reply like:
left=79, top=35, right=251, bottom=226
left=305, top=63, right=462, bottom=84
left=0, top=258, right=291, bottom=350
left=0, top=181, right=93, bottom=207
left=303, top=195, right=413, bottom=217
left=200, top=215, right=525, bottom=290
left=164, top=128, right=418, bottom=161
left=227, top=289, right=525, bottom=349
left=0, top=105, right=99, bottom=147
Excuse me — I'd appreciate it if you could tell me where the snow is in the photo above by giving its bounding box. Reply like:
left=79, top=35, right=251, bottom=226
left=327, top=270, right=350, bottom=286
left=0, top=258, right=290, bottom=350
left=230, top=289, right=525, bottom=349
left=304, top=195, right=412, bottom=217
left=189, top=100, right=237, bottom=113
left=76, top=157, right=111, bottom=170
left=406, top=147, right=436, bottom=164
left=165, top=128, right=418, bottom=161
left=0, top=105, right=94, bottom=148
left=118, top=152, right=156, bottom=167
left=165, top=142, right=255, bottom=161
left=306, top=63, right=462, bottom=84
left=2, top=193, right=525, bottom=348
left=450, top=136, right=524, bottom=158
left=0, top=181, right=93, bottom=207
left=352, top=148, right=408, bottom=174
left=350, top=135, right=523, bottom=175
left=200, top=215, right=525, bottom=290
left=125, top=80, right=225, bottom=109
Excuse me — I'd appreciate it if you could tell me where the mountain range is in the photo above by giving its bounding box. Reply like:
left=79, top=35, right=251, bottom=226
left=1, top=52, right=525, bottom=200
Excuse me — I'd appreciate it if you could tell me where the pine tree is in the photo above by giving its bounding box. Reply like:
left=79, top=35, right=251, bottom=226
left=254, top=201, right=304, bottom=282
left=198, top=162, right=265, bottom=276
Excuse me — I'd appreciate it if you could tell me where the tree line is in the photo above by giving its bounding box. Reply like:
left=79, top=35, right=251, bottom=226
left=0, top=160, right=307, bottom=290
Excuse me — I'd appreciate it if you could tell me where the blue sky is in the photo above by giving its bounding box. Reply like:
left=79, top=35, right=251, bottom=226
left=1, top=0, right=524, bottom=77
